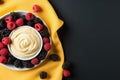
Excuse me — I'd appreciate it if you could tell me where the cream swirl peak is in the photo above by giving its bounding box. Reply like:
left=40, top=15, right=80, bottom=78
left=8, top=26, right=43, bottom=60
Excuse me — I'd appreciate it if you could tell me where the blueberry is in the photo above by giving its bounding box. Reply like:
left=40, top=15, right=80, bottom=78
left=40, top=26, right=50, bottom=37
left=7, top=56, right=16, bottom=65
left=34, top=17, right=43, bottom=24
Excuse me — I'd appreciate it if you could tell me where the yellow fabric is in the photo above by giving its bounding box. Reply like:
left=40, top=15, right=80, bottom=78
left=0, top=0, right=64, bottom=80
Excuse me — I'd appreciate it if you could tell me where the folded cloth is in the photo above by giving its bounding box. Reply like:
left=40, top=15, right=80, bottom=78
left=0, top=0, right=64, bottom=80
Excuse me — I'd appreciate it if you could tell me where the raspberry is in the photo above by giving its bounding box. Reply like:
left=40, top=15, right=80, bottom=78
left=31, top=58, right=39, bottom=65
left=7, top=22, right=16, bottom=30
left=5, top=16, right=13, bottom=23
left=40, top=71, right=47, bottom=79
left=15, top=18, right=24, bottom=26
left=0, top=42, right=5, bottom=49
left=2, top=37, right=11, bottom=45
left=0, top=56, right=7, bottom=64
left=0, top=48, right=9, bottom=56
left=44, top=43, right=51, bottom=51
left=43, top=37, right=50, bottom=43
left=33, top=5, right=41, bottom=12
left=25, top=13, right=34, bottom=21
left=34, top=23, right=43, bottom=31
left=49, top=54, right=60, bottom=61
left=63, top=70, right=71, bottom=77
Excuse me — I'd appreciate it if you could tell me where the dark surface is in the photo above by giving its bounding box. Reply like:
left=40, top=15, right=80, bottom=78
left=50, top=0, right=120, bottom=80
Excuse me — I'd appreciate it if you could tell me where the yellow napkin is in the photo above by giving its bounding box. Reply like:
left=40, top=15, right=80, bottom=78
left=0, top=0, right=64, bottom=80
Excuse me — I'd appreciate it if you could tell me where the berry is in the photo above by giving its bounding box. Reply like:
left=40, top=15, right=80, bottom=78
left=40, top=71, right=47, bottom=79
left=62, top=61, right=72, bottom=69
left=23, top=61, right=34, bottom=68
left=63, top=70, right=71, bottom=77
left=33, top=5, right=41, bottom=12
left=43, top=37, right=50, bottom=43
left=40, top=27, right=50, bottom=37
left=25, top=13, right=34, bottom=21
left=34, top=23, right=43, bottom=31
left=0, top=56, right=7, bottom=64
left=2, top=37, right=11, bottom=45
left=27, top=21, right=34, bottom=27
left=14, top=59, right=23, bottom=68
left=34, top=17, right=43, bottom=24
left=0, top=19, right=6, bottom=29
left=0, top=48, right=9, bottom=56
left=38, top=50, right=47, bottom=60
left=44, top=43, right=51, bottom=51
left=10, top=12, right=20, bottom=21
left=7, top=22, right=16, bottom=30
left=49, top=54, right=60, bottom=61
left=15, top=18, right=24, bottom=26
left=0, top=42, right=5, bottom=49
left=7, top=56, right=15, bottom=65
left=31, top=58, right=39, bottom=65
left=5, top=16, right=13, bottom=23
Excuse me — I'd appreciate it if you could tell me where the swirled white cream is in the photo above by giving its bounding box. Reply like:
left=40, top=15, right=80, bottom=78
left=8, top=26, right=42, bottom=60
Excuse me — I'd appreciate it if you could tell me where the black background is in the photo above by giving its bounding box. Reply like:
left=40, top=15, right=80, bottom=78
left=50, top=0, right=120, bottom=80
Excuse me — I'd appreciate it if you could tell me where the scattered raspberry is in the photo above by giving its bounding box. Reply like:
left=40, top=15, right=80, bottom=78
left=33, top=5, right=41, bottom=12
left=49, top=54, right=60, bottom=61
left=44, top=43, right=51, bottom=51
left=15, top=18, right=24, bottom=26
left=25, top=13, right=34, bottom=21
left=34, top=23, right=43, bottom=31
left=63, top=70, right=71, bottom=77
left=0, top=42, right=5, bottom=49
left=7, top=22, right=16, bottom=30
left=62, top=61, right=72, bottom=69
left=0, top=56, right=7, bottom=64
left=40, top=71, right=47, bottom=79
left=0, top=48, right=9, bottom=56
left=43, top=37, right=50, bottom=43
left=31, top=58, right=39, bottom=65
left=2, top=37, right=11, bottom=45
left=5, top=16, right=13, bottom=23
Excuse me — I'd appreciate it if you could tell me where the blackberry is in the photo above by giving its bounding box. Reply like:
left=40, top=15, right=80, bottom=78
left=7, top=56, right=16, bottom=65
left=21, top=15, right=27, bottom=25
left=34, top=17, right=43, bottom=24
left=0, top=19, right=6, bottom=29
left=10, top=12, right=20, bottom=21
left=40, top=26, right=50, bottom=37
left=14, top=59, right=23, bottom=68
left=22, top=61, right=34, bottom=68
left=27, top=21, right=34, bottom=27
left=38, top=50, right=47, bottom=60
left=40, top=71, right=47, bottom=79
left=49, top=54, right=60, bottom=61
left=62, top=61, right=72, bottom=69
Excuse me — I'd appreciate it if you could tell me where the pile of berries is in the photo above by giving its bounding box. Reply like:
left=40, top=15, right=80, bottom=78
left=0, top=11, right=51, bottom=68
